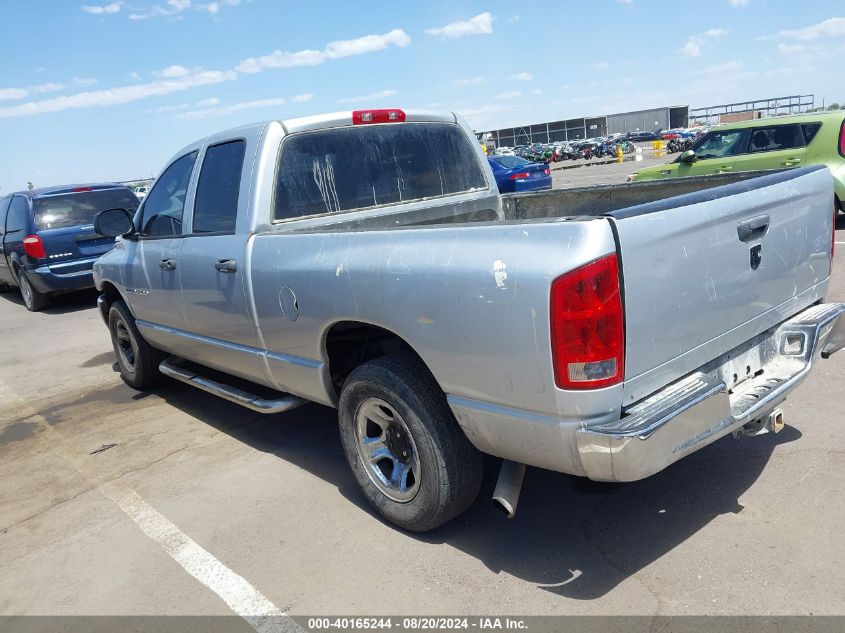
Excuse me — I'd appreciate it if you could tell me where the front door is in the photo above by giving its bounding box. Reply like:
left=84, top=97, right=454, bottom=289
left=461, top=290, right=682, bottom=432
left=122, top=151, right=198, bottom=334
left=175, top=139, right=267, bottom=384
left=678, top=127, right=746, bottom=177
left=0, top=197, right=14, bottom=284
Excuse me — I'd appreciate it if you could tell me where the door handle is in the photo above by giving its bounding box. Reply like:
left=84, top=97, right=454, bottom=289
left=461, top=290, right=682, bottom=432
left=719, top=165, right=734, bottom=172
left=783, top=159, right=801, bottom=166
left=737, top=215, right=770, bottom=242
left=214, top=259, right=238, bottom=273
left=159, top=258, right=176, bottom=270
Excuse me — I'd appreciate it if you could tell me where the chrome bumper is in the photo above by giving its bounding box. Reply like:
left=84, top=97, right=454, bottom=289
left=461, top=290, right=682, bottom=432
left=577, top=303, right=845, bottom=482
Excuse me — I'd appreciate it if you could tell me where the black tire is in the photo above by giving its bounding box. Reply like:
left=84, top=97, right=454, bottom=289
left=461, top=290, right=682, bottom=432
left=108, top=300, right=164, bottom=390
left=338, top=355, right=483, bottom=532
left=18, top=271, right=49, bottom=312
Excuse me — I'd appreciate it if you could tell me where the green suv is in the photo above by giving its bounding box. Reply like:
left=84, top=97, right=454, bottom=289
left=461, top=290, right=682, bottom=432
left=630, top=111, right=845, bottom=210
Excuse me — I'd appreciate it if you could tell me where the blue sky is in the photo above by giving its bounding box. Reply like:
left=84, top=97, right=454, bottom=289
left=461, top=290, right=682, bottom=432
left=1, top=0, right=843, bottom=192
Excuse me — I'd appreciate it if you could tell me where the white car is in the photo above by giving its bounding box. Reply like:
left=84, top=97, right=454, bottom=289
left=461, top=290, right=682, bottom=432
left=494, top=147, right=515, bottom=156
left=133, top=186, right=149, bottom=200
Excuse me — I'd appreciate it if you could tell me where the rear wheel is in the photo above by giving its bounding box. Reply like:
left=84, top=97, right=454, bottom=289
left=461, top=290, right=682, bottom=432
left=108, top=300, right=164, bottom=389
left=18, top=272, right=49, bottom=312
left=338, top=355, right=483, bottom=532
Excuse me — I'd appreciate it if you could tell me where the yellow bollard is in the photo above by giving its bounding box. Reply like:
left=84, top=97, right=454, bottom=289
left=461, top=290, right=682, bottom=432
left=616, top=145, right=623, bottom=159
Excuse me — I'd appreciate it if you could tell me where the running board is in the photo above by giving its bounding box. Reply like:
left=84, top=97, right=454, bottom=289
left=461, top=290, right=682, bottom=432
left=159, top=357, right=307, bottom=414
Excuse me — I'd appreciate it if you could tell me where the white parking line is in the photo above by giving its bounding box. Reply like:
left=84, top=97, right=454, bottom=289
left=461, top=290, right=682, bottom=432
left=0, top=381, right=301, bottom=633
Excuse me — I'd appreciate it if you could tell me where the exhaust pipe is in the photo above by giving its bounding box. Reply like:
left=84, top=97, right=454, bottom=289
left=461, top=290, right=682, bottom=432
left=492, top=460, right=526, bottom=518
left=767, top=408, right=785, bottom=434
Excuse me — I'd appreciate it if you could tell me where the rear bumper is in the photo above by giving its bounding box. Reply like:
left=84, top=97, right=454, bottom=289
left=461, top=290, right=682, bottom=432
left=26, top=259, right=98, bottom=293
left=577, top=303, right=845, bottom=482
left=513, top=177, right=552, bottom=193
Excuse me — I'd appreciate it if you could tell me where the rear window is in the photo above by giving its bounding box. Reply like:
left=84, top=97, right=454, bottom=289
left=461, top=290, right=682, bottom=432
left=492, top=156, right=530, bottom=169
left=801, top=123, right=822, bottom=145
left=34, top=188, right=139, bottom=231
left=274, top=123, right=487, bottom=221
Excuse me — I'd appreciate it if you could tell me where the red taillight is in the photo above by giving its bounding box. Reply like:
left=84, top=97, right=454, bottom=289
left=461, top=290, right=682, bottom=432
left=352, top=109, right=406, bottom=125
left=509, top=171, right=530, bottom=180
left=543, top=168, right=551, bottom=175
left=550, top=254, right=625, bottom=390
left=72, top=186, right=93, bottom=192
left=23, top=234, right=46, bottom=259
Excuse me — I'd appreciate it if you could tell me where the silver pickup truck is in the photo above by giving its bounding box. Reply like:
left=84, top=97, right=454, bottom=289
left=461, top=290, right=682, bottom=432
left=92, top=108, right=845, bottom=532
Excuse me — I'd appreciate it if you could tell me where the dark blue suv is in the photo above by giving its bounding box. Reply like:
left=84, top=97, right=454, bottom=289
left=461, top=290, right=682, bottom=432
left=0, top=184, right=139, bottom=311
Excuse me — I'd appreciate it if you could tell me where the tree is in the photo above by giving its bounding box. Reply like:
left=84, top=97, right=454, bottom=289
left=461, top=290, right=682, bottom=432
left=26, top=181, right=34, bottom=191
left=827, top=103, right=841, bottom=111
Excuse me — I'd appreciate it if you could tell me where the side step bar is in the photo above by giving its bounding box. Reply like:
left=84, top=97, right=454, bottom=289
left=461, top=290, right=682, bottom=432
left=159, top=357, right=308, bottom=414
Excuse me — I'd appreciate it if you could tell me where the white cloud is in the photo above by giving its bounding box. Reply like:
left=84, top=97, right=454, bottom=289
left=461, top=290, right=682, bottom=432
left=589, top=62, right=610, bottom=70
left=509, top=72, right=533, bottom=81
left=728, top=0, right=749, bottom=6
left=175, top=94, right=312, bottom=120
left=155, top=65, right=191, bottom=78
left=0, top=88, right=29, bottom=101
left=679, top=28, right=727, bottom=57
left=337, top=89, right=397, bottom=105
left=508, top=15, right=519, bottom=23
left=73, top=77, right=98, bottom=85
left=775, top=17, right=845, bottom=41
left=454, top=76, right=485, bottom=86
left=129, top=0, right=237, bottom=20
left=128, top=72, right=143, bottom=81
left=236, top=28, right=411, bottom=73
left=494, top=90, right=521, bottom=100
left=777, top=42, right=805, bottom=54
left=425, top=12, right=493, bottom=40
left=81, top=2, right=121, bottom=14
left=530, top=88, right=543, bottom=95
left=0, top=67, right=236, bottom=119
left=618, top=0, right=634, bottom=4
left=195, top=97, right=220, bottom=107
left=31, top=82, right=64, bottom=93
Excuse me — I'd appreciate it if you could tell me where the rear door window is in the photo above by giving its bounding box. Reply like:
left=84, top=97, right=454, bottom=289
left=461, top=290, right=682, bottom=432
left=274, top=123, right=487, bottom=221
left=801, top=123, right=822, bottom=145
left=192, top=140, right=246, bottom=234
left=140, top=152, right=198, bottom=237
left=33, top=188, right=139, bottom=231
left=5, top=196, right=29, bottom=234
left=0, top=198, right=10, bottom=236
left=746, top=124, right=804, bottom=153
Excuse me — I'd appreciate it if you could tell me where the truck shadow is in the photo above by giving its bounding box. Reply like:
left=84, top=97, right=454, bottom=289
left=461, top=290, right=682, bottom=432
left=138, top=383, right=800, bottom=601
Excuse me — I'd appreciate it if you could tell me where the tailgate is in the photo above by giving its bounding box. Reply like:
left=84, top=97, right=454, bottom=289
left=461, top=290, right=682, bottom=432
left=610, top=166, right=835, bottom=405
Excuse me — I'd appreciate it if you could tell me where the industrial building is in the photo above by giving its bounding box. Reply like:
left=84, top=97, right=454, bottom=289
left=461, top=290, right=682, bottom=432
left=476, top=105, right=690, bottom=147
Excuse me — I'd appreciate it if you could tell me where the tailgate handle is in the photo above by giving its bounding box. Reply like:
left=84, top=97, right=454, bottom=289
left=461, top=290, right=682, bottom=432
left=737, top=215, right=770, bottom=242
left=214, top=259, right=238, bottom=273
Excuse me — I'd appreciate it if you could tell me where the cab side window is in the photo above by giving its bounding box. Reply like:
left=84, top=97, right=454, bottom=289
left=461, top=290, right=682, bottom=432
left=692, top=129, right=745, bottom=159
left=192, top=140, right=246, bottom=234
left=0, top=198, right=10, bottom=237
left=747, top=124, right=804, bottom=153
left=139, top=152, right=198, bottom=237
left=6, top=196, right=29, bottom=234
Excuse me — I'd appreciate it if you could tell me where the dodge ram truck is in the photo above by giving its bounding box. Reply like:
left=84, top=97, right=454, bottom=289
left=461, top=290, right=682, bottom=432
left=92, top=108, right=845, bottom=531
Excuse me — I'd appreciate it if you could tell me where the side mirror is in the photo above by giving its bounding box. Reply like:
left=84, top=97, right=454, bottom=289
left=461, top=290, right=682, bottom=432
left=94, top=208, right=135, bottom=238
left=680, top=150, right=698, bottom=164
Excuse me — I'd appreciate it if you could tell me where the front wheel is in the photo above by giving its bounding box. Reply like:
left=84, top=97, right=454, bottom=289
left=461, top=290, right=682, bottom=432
left=18, top=272, right=49, bottom=312
left=338, top=355, right=483, bottom=532
left=108, top=300, right=164, bottom=389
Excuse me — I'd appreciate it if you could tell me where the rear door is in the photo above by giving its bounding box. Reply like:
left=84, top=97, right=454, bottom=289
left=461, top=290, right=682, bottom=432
left=3, top=196, right=29, bottom=273
left=175, top=139, right=266, bottom=382
left=610, top=166, right=834, bottom=404
left=730, top=123, right=807, bottom=173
